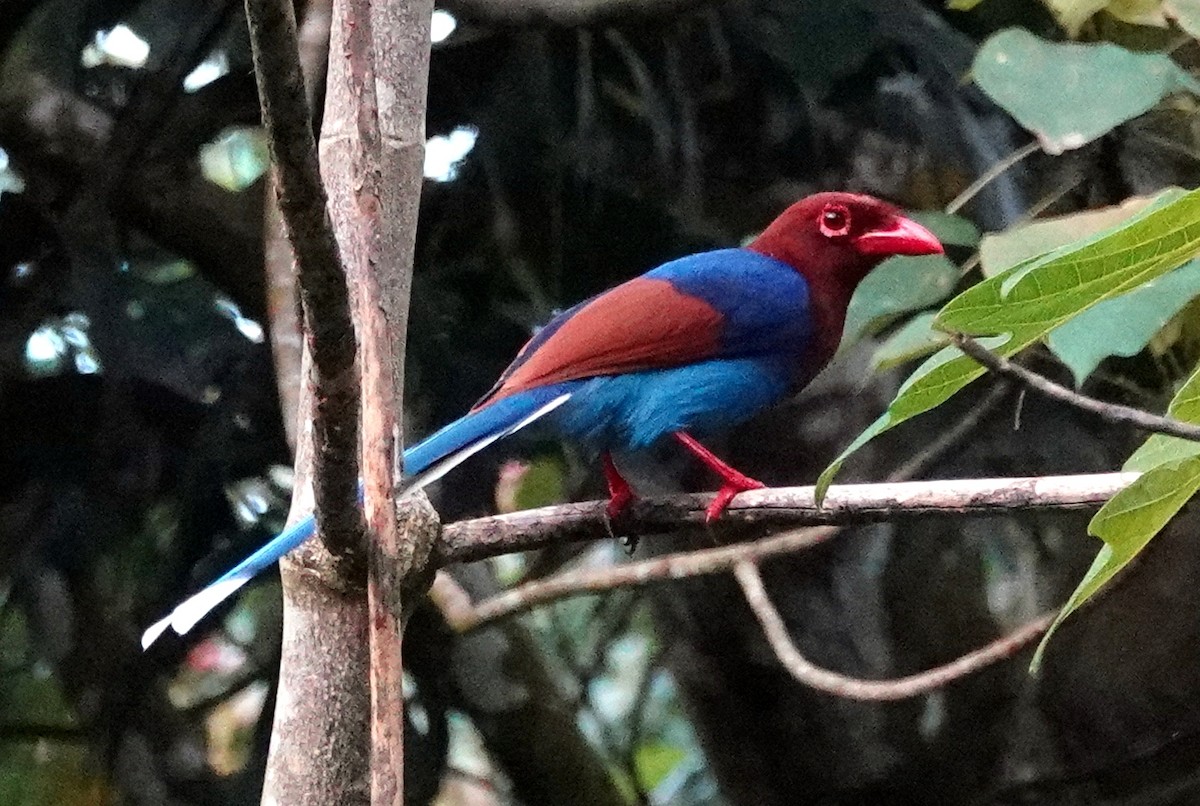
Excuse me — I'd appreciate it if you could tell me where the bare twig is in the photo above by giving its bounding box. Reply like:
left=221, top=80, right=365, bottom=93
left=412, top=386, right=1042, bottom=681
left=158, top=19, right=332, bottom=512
left=447, top=471, right=1136, bottom=627
left=245, top=0, right=361, bottom=557
left=437, top=472, right=1139, bottom=566
left=428, top=570, right=479, bottom=632
left=454, top=526, right=838, bottom=629
left=265, top=0, right=334, bottom=449
left=734, top=560, right=1053, bottom=701
left=952, top=334, right=1200, bottom=443
left=945, top=141, right=1040, bottom=215
left=885, top=380, right=1011, bottom=483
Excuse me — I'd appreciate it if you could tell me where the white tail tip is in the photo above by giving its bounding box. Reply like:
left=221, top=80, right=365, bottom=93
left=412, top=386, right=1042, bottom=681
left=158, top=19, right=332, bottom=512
left=141, top=575, right=252, bottom=650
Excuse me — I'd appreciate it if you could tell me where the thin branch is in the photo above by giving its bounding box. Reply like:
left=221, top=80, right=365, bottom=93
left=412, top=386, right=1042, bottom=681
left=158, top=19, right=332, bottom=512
left=885, top=380, right=1011, bottom=483
left=445, top=471, right=1137, bottom=628
left=952, top=334, right=1200, bottom=443
left=945, top=141, right=1041, bottom=215
left=245, top=0, right=362, bottom=557
left=453, top=526, right=837, bottom=629
left=435, top=379, right=1014, bottom=643
left=436, top=472, right=1139, bottom=566
left=734, top=560, right=1053, bottom=701
left=265, top=0, right=334, bottom=450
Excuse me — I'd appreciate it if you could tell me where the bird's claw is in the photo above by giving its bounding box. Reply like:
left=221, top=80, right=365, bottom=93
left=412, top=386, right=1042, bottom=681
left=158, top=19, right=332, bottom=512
left=705, top=477, right=765, bottom=523
left=605, top=488, right=633, bottom=521
left=603, top=491, right=639, bottom=554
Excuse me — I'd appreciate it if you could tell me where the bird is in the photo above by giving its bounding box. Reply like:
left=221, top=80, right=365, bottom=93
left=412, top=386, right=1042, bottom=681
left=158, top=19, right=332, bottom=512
left=141, top=192, right=943, bottom=648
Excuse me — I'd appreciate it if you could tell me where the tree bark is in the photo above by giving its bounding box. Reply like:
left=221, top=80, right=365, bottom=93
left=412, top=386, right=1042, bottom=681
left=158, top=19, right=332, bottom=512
left=264, top=392, right=372, bottom=806
left=320, top=0, right=437, bottom=802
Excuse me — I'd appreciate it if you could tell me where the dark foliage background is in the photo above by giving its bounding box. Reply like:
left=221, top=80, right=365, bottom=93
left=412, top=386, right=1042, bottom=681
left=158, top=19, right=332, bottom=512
left=2, top=0, right=1200, bottom=803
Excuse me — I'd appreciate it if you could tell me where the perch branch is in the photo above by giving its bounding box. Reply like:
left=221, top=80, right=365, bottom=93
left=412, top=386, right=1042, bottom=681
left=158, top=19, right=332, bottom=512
left=734, top=560, right=1053, bottom=701
left=436, top=472, right=1138, bottom=566
left=952, top=334, right=1200, bottom=444
left=441, top=472, right=1137, bottom=628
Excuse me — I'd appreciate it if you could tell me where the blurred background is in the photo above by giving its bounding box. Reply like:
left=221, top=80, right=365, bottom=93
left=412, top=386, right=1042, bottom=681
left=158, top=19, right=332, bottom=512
left=2, top=0, right=1200, bottom=803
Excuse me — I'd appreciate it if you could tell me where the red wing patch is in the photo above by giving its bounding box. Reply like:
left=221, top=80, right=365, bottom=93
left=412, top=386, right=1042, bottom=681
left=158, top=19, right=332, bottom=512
left=478, top=278, right=724, bottom=407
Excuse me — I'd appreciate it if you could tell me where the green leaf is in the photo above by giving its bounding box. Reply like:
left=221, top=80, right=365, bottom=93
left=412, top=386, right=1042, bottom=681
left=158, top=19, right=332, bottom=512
left=1124, top=359, right=1200, bottom=471
left=1091, top=460, right=1200, bottom=546
left=1048, top=259, right=1200, bottom=385
left=972, top=28, right=1200, bottom=153
left=870, top=312, right=950, bottom=371
left=1165, top=0, right=1200, bottom=36
left=842, top=255, right=959, bottom=342
left=817, top=187, right=1200, bottom=501
left=978, top=191, right=1185, bottom=278
left=634, top=741, right=687, bottom=791
left=1031, top=455, right=1200, bottom=670
left=948, top=0, right=988, bottom=9
left=938, top=189, right=1200, bottom=338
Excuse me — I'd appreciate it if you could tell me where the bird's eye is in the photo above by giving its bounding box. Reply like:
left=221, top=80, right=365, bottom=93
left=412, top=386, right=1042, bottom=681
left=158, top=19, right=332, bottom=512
left=819, top=205, right=851, bottom=238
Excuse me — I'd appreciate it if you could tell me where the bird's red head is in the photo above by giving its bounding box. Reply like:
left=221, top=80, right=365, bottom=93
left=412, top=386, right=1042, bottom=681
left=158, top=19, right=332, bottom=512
left=747, top=192, right=944, bottom=363
left=747, top=192, right=944, bottom=292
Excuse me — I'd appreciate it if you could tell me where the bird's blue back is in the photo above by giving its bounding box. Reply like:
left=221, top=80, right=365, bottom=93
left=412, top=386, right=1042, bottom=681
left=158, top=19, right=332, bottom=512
left=544, top=248, right=814, bottom=450
left=644, top=248, right=814, bottom=361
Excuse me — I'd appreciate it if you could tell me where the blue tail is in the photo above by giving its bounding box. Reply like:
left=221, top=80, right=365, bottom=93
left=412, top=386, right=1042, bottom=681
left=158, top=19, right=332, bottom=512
left=141, top=386, right=573, bottom=648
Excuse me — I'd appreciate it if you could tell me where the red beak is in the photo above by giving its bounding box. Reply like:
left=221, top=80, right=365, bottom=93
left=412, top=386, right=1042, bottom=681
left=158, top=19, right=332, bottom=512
left=854, top=216, right=944, bottom=256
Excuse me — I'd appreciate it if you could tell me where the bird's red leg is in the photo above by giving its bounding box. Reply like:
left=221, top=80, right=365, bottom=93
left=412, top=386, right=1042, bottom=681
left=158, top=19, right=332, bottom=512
left=602, top=451, right=635, bottom=520
left=673, top=432, right=765, bottom=522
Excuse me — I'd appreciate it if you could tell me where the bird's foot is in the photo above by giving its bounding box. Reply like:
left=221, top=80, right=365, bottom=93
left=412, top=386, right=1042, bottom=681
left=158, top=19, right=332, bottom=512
left=606, top=486, right=635, bottom=521
left=601, top=452, right=640, bottom=550
left=672, top=432, right=765, bottom=522
left=602, top=451, right=636, bottom=520
left=705, top=475, right=765, bottom=522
